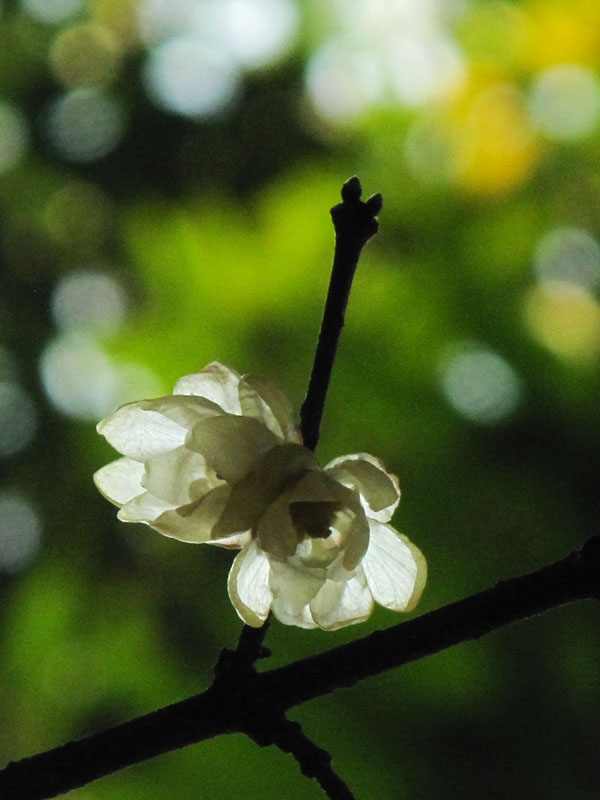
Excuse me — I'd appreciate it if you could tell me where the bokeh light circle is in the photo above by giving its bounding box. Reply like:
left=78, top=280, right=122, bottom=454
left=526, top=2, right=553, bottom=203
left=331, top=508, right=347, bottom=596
left=0, top=491, right=42, bottom=573
left=51, top=269, right=128, bottom=333
left=143, top=36, right=240, bottom=117
left=439, top=345, right=522, bottom=425
left=0, top=100, right=29, bottom=174
left=40, top=333, right=116, bottom=420
left=40, top=333, right=163, bottom=420
left=533, top=227, right=600, bottom=292
left=215, top=0, right=298, bottom=68
left=21, top=0, right=84, bottom=24
left=46, top=89, right=125, bottom=162
left=529, top=64, right=600, bottom=141
left=0, top=382, right=38, bottom=457
left=50, top=23, right=121, bottom=89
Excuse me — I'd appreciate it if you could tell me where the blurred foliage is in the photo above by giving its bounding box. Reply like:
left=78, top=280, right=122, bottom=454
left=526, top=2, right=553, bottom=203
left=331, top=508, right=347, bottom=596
left=1, top=1, right=600, bottom=798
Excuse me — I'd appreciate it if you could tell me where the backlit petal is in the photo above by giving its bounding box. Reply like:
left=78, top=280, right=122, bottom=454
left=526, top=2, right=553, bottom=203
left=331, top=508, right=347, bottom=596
left=139, top=395, right=223, bottom=429
left=151, top=485, right=231, bottom=543
left=269, top=558, right=325, bottom=615
left=97, top=402, right=187, bottom=460
left=310, top=572, right=374, bottom=630
left=326, top=453, right=400, bottom=522
left=270, top=600, right=318, bottom=629
left=142, top=445, right=217, bottom=505
left=118, top=491, right=176, bottom=524
left=255, top=494, right=299, bottom=558
left=93, top=457, right=145, bottom=506
left=212, top=443, right=317, bottom=538
left=227, top=541, right=273, bottom=627
left=239, top=373, right=299, bottom=441
left=173, top=362, right=242, bottom=414
left=362, top=520, right=427, bottom=612
left=187, top=415, right=281, bottom=483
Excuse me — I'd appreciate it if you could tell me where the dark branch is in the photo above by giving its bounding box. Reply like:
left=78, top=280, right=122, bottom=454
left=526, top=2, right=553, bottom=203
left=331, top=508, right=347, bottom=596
left=2, top=535, right=598, bottom=800
left=300, top=176, right=382, bottom=451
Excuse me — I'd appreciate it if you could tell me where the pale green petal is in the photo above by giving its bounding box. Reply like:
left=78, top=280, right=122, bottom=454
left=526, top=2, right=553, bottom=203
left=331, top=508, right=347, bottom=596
left=338, top=491, right=369, bottom=572
left=212, top=443, right=317, bottom=538
left=139, top=395, right=224, bottom=429
left=269, top=558, right=325, bottom=615
left=207, top=531, right=252, bottom=549
left=309, top=572, right=374, bottom=630
left=187, top=415, right=280, bottom=483
left=227, top=541, right=273, bottom=627
left=141, top=445, right=217, bottom=506
left=290, top=472, right=369, bottom=571
left=118, top=491, right=176, bottom=523
left=326, top=453, right=400, bottom=523
left=151, top=485, right=231, bottom=543
left=255, top=494, right=299, bottom=558
left=93, top=457, right=145, bottom=507
left=173, top=362, right=242, bottom=414
left=285, top=469, right=341, bottom=503
left=97, top=402, right=187, bottom=460
left=362, top=520, right=427, bottom=612
left=239, top=373, right=299, bottom=441
left=270, top=600, right=318, bottom=629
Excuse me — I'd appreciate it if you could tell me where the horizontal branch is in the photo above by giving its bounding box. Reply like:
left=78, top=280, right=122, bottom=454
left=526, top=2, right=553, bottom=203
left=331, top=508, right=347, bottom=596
left=2, top=536, right=598, bottom=800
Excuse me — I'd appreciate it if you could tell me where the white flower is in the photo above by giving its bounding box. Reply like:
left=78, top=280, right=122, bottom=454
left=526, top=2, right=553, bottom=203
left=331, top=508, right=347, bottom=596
left=94, top=362, right=427, bottom=630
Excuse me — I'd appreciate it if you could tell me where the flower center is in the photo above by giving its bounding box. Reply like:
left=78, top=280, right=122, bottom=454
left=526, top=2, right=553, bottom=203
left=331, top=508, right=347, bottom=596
left=289, top=501, right=342, bottom=540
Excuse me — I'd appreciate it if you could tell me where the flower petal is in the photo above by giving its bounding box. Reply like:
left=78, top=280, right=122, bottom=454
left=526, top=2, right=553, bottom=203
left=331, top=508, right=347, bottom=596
left=118, top=491, right=176, bottom=524
left=362, top=520, right=427, bottom=612
left=141, top=445, right=218, bottom=506
left=326, top=453, right=400, bottom=522
left=93, top=457, right=145, bottom=506
left=97, top=402, right=188, bottom=460
left=151, top=485, right=231, bottom=543
left=269, top=558, right=325, bottom=615
left=309, top=572, right=374, bottom=630
left=212, top=443, right=318, bottom=539
left=173, top=362, right=242, bottom=414
left=139, top=395, right=224, bottom=429
left=187, top=414, right=281, bottom=483
left=270, top=600, right=318, bottom=629
left=238, top=373, right=299, bottom=441
left=255, top=494, right=299, bottom=558
left=227, top=541, right=273, bottom=627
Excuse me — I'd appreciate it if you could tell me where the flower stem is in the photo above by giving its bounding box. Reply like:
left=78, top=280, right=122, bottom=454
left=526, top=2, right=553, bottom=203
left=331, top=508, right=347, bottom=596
left=300, top=177, right=382, bottom=451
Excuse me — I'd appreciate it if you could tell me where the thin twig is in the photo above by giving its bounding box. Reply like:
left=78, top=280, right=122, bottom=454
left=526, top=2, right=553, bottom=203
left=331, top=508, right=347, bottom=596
left=271, top=718, right=356, bottom=800
left=300, top=176, right=382, bottom=451
left=2, top=535, right=598, bottom=800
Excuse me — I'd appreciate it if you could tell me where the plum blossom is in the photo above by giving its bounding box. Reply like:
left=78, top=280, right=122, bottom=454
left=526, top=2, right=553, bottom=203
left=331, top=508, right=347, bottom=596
left=94, top=362, right=426, bottom=630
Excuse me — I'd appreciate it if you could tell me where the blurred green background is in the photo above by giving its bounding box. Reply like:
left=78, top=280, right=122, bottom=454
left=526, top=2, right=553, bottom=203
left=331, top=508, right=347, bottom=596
left=1, top=0, right=599, bottom=797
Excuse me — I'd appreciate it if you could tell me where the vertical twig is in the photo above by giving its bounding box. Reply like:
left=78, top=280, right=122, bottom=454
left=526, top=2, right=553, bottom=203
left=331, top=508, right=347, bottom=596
left=300, top=177, right=382, bottom=451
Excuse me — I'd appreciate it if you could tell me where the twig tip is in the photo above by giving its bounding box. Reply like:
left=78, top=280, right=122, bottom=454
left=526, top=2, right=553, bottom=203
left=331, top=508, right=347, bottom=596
left=341, top=176, right=362, bottom=202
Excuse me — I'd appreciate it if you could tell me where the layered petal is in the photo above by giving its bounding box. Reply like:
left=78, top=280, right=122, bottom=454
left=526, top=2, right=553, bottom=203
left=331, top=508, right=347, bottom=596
left=362, top=519, right=427, bottom=612
left=187, top=415, right=281, bottom=483
left=228, top=541, right=273, bottom=627
left=151, top=485, right=231, bottom=543
left=269, top=558, right=325, bottom=615
left=93, top=457, right=145, bottom=506
left=173, top=362, right=242, bottom=414
left=97, top=402, right=188, bottom=460
left=212, top=443, right=318, bottom=539
left=325, top=453, right=400, bottom=522
left=309, top=572, right=374, bottom=630
left=138, top=395, right=224, bottom=429
left=238, top=373, right=299, bottom=441
left=141, top=445, right=217, bottom=506
left=118, top=490, right=176, bottom=524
